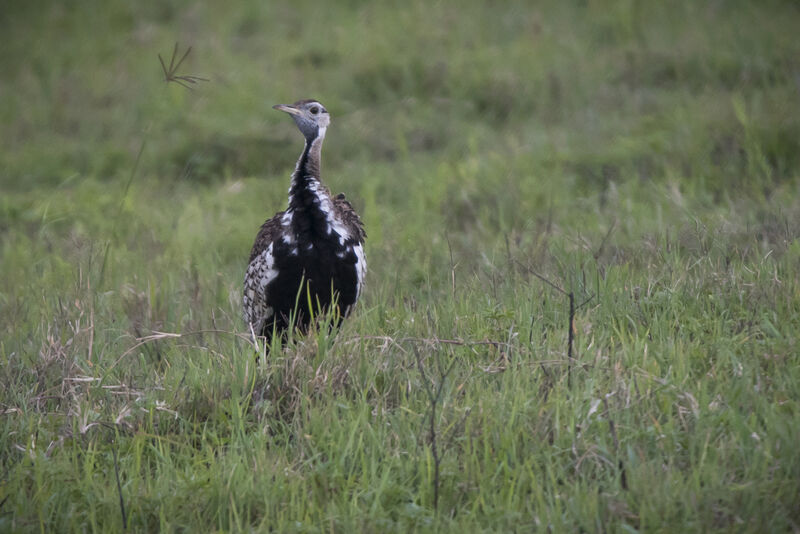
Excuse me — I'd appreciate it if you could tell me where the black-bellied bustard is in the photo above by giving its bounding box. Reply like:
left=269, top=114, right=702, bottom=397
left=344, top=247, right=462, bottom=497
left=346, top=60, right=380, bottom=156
left=243, top=99, right=366, bottom=342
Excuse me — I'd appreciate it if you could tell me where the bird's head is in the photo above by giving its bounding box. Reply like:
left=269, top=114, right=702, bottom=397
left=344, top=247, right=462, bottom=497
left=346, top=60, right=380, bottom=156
left=273, top=99, right=330, bottom=141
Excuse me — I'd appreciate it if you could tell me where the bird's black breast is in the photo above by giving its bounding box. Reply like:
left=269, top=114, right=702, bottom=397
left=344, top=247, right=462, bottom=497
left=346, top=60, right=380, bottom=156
left=264, top=236, right=360, bottom=333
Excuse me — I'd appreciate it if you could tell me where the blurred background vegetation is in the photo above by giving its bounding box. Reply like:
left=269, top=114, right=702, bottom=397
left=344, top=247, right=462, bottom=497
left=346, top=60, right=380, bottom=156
left=1, top=0, right=799, bottom=531
left=2, top=0, right=798, bottom=300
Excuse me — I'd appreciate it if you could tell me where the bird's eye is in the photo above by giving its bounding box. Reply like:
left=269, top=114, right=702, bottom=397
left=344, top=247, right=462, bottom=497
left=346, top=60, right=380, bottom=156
left=309, top=106, right=319, bottom=115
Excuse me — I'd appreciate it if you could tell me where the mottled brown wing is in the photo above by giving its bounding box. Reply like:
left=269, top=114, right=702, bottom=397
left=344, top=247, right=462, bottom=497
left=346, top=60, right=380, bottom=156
left=248, top=212, right=284, bottom=263
left=333, top=193, right=366, bottom=243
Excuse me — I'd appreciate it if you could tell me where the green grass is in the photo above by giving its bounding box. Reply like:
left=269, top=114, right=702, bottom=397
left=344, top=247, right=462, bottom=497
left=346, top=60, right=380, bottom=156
left=2, top=0, right=800, bottom=531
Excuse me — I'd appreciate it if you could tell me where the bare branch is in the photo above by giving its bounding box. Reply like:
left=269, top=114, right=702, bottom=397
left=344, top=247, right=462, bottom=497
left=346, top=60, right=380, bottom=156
left=414, top=348, right=458, bottom=513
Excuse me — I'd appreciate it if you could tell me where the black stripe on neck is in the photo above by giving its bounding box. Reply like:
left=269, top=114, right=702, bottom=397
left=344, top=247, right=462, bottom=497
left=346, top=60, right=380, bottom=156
left=289, top=133, right=322, bottom=212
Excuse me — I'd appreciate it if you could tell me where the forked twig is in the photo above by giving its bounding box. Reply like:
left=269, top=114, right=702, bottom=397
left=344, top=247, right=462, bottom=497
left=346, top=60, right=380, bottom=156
left=521, top=266, right=594, bottom=388
left=415, top=348, right=458, bottom=513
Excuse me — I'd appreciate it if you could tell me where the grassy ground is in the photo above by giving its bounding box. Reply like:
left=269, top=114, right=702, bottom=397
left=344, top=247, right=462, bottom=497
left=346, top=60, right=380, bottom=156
left=2, top=1, right=800, bottom=531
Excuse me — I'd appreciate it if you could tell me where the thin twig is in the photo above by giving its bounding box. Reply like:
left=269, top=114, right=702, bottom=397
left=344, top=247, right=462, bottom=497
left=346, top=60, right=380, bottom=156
left=567, top=291, right=574, bottom=388
left=594, top=220, right=617, bottom=260
left=603, top=397, right=627, bottom=490
left=577, top=294, right=595, bottom=310
left=111, top=439, right=128, bottom=530
left=414, top=348, right=457, bottom=513
left=522, top=267, right=595, bottom=388
left=525, top=265, right=568, bottom=296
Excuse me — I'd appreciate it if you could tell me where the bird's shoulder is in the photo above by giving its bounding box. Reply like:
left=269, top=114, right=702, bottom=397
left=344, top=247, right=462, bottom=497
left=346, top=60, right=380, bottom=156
left=333, top=193, right=366, bottom=242
left=248, top=211, right=284, bottom=263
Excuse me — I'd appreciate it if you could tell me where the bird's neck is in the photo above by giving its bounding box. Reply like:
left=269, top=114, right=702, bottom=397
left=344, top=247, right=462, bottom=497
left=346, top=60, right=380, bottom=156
left=288, top=130, right=326, bottom=208
left=287, top=130, right=337, bottom=242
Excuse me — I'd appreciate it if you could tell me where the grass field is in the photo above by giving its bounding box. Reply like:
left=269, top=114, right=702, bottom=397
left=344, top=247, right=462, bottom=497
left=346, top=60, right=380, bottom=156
left=2, top=1, right=800, bottom=531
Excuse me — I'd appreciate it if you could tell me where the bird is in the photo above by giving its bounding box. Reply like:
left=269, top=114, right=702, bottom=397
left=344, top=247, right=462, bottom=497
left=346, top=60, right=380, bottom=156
left=243, top=99, right=366, bottom=344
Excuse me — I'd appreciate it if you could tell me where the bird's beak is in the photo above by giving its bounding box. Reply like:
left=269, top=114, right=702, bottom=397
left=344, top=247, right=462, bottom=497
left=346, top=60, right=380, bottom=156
left=273, top=104, right=302, bottom=116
